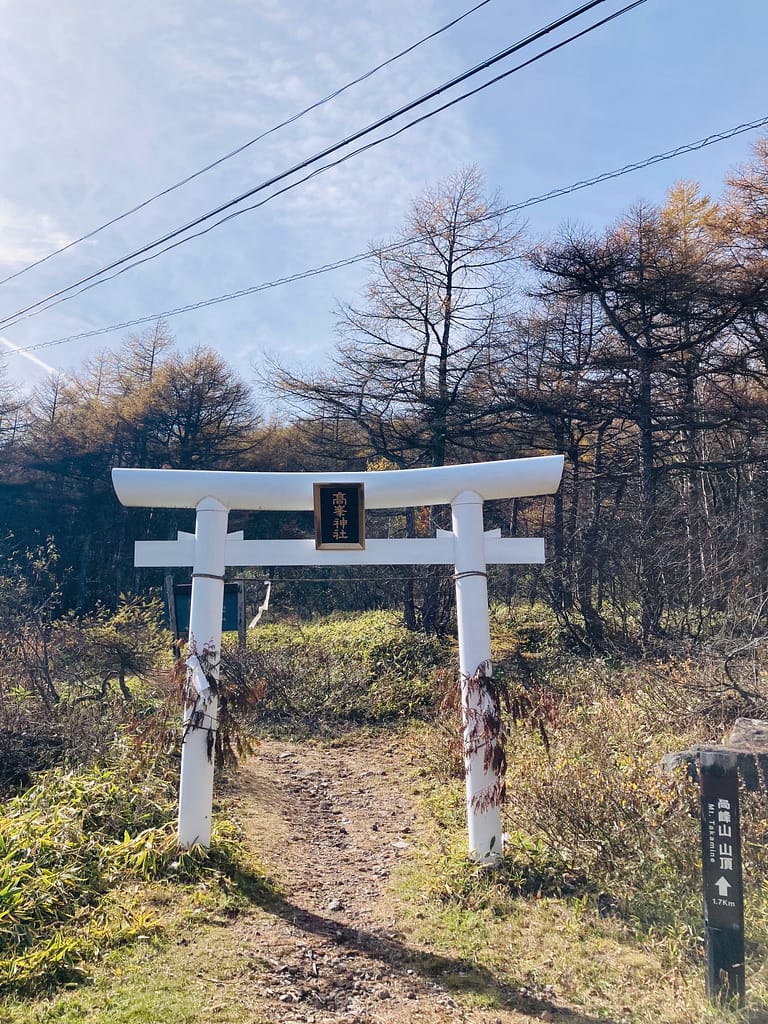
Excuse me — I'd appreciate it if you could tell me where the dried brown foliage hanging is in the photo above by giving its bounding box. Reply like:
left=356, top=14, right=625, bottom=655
left=177, top=638, right=263, bottom=769
left=462, top=660, right=509, bottom=813
left=461, top=659, right=558, bottom=813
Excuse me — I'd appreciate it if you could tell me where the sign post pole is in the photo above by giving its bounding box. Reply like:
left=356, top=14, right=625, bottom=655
left=178, top=497, right=229, bottom=849
left=452, top=489, right=502, bottom=864
left=700, top=748, right=745, bottom=1007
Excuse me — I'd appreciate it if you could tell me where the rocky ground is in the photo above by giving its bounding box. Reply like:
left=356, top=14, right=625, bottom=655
left=222, top=733, right=565, bottom=1024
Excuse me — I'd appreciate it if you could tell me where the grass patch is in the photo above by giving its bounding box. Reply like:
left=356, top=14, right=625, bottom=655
left=391, top=652, right=768, bottom=1023
left=0, top=750, right=273, bottom=998
left=226, top=610, right=454, bottom=733
left=0, top=921, right=271, bottom=1024
left=394, top=774, right=749, bottom=1023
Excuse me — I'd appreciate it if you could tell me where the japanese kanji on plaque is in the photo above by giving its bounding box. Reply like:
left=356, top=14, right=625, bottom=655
left=313, top=483, right=365, bottom=550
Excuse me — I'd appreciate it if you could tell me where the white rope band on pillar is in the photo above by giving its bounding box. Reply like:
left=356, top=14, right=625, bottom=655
left=183, top=711, right=217, bottom=728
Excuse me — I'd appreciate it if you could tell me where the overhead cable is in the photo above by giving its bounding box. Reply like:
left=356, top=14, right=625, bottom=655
left=0, top=0, right=621, bottom=332
left=0, top=0, right=495, bottom=289
left=11, top=108, right=764, bottom=358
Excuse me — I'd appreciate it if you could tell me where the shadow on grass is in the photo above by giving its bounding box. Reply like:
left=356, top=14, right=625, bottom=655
left=221, top=863, right=768, bottom=1024
left=215, top=856, right=279, bottom=901
left=251, top=889, right=619, bottom=1024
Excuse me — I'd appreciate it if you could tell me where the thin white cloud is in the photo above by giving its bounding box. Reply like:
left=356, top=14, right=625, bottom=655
left=0, top=0, right=497, bottom=385
left=0, top=199, right=71, bottom=268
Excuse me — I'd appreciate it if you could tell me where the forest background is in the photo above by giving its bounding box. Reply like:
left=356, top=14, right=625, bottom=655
left=4, top=135, right=768, bottom=655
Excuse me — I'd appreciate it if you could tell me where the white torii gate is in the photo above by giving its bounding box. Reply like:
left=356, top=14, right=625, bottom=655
left=112, top=455, right=563, bottom=864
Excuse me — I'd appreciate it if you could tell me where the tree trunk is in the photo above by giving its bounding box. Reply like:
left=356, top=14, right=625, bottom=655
left=636, top=348, right=662, bottom=638
left=576, top=424, right=607, bottom=650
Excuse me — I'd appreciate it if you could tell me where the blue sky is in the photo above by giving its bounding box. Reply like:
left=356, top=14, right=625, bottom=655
left=1, top=0, right=767, bottom=396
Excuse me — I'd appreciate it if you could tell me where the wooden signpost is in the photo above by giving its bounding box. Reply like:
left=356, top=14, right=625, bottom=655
left=699, top=749, right=745, bottom=1007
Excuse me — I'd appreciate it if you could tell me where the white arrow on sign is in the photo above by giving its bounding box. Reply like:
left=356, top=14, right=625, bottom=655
left=715, top=876, right=732, bottom=897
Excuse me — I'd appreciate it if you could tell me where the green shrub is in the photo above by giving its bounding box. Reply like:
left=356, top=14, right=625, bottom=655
left=0, top=753, right=255, bottom=993
left=54, top=595, right=172, bottom=703
left=252, top=611, right=451, bottom=675
left=238, top=611, right=454, bottom=730
left=0, top=594, right=174, bottom=793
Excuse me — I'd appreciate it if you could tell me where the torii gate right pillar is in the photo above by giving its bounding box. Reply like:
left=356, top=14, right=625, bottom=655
left=452, top=489, right=501, bottom=864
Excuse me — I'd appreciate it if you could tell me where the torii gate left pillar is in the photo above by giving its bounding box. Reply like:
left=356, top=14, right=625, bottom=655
left=178, top=497, right=228, bottom=849
left=112, top=456, right=564, bottom=862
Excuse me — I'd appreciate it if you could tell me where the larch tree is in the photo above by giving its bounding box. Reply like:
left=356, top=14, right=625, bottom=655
left=267, top=167, right=522, bottom=469
left=128, top=346, right=260, bottom=470
left=530, top=188, right=752, bottom=639
left=16, top=334, right=262, bottom=608
left=492, top=295, right=624, bottom=649
left=265, top=167, right=524, bottom=630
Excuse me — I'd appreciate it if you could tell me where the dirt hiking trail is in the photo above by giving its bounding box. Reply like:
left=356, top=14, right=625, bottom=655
left=220, top=732, right=586, bottom=1024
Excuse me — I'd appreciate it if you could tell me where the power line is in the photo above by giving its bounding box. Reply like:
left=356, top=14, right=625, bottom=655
left=11, top=110, right=766, bottom=358
left=0, top=0, right=619, bottom=333
left=13, top=0, right=647, bottom=333
left=0, top=0, right=495, bottom=290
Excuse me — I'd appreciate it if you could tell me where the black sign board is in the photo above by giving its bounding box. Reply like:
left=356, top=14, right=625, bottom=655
left=167, top=581, right=244, bottom=639
left=700, top=750, right=745, bottom=1006
left=313, top=483, right=365, bottom=550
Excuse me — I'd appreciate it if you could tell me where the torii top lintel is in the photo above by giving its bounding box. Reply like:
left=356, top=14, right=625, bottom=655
left=111, top=456, right=564, bottom=512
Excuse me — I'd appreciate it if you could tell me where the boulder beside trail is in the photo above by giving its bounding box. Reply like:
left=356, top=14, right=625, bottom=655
left=661, top=719, right=768, bottom=791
